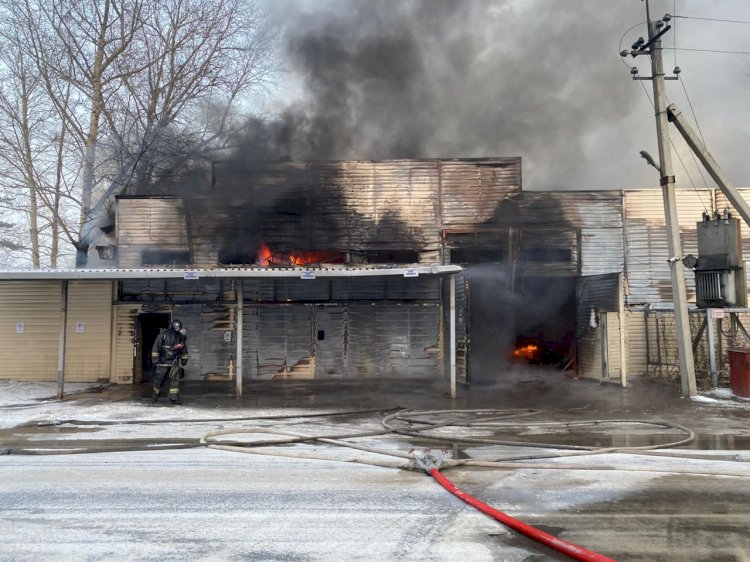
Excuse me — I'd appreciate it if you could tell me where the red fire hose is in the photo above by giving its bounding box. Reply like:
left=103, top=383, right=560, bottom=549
left=429, top=467, right=617, bottom=562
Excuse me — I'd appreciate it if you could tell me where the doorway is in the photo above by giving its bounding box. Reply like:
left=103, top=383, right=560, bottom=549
left=134, top=313, right=171, bottom=383
left=465, top=268, right=577, bottom=382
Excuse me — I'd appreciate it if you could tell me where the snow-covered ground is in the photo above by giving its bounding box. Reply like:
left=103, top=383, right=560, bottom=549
left=0, top=380, right=99, bottom=407
left=1, top=380, right=750, bottom=561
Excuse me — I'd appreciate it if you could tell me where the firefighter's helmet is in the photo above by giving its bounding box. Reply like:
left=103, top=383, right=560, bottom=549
left=171, top=320, right=183, bottom=332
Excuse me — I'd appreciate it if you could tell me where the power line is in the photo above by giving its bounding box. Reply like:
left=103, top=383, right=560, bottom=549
left=636, top=77, right=709, bottom=212
left=677, top=79, right=706, bottom=147
left=674, top=14, right=750, bottom=25
left=664, top=47, right=750, bottom=55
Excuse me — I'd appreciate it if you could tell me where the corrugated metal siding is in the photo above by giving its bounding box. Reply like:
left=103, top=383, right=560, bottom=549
left=337, top=160, right=441, bottom=256
left=491, top=192, right=623, bottom=229
left=112, top=305, right=141, bottom=384
left=119, top=278, right=230, bottom=302
left=331, top=278, right=387, bottom=301
left=240, top=277, right=440, bottom=303
left=112, top=302, right=235, bottom=384
left=314, top=305, right=348, bottom=377
left=626, top=311, right=648, bottom=377
left=439, top=158, right=521, bottom=228
left=116, top=197, right=189, bottom=267
left=0, top=281, right=62, bottom=381
left=197, top=304, right=234, bottom=378
left=605, top=311, right=622, bottom=381
left=64, top=281, right=113, bottom=382
left=519, top=227, right=578, bottom=277
left=241, top=302, right=440, bottom=379
left=576, top=274, right=621, bottom=379
left=581, top=228, right=624, bottom=276
left=244, top=305, right=314, bottom=380
left=347, top=305, right=377, bottom=375
left=274, top=278, right=331, bottom=301
left=373, top=303, right=440, bottom=376
left=624, top=189, right=711, bottom=306
left=117, top=158, right=522, bottom=269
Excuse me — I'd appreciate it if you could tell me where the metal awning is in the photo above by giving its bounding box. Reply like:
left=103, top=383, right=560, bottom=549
left=1, top=264, right=463, bottom=401
left=0, top=264, right=461, bottom=280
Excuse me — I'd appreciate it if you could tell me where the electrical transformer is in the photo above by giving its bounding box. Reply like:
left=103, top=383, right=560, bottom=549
left=694, top=211, right=747, bottom=308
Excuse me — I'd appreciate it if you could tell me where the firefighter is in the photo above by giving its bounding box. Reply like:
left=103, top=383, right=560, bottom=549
left=150, top=319, right=188, bottom=404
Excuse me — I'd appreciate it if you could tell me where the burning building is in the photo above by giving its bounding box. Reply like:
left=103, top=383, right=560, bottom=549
left=1, top=157, right=749, bottom=393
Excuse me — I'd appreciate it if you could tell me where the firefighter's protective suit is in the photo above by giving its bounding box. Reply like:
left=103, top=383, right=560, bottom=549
left=151, top=320, right=188, bottom=404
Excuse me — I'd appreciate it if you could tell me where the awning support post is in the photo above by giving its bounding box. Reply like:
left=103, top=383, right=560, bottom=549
left=56, top=280, right=68, bottom=400
left=450, top=273, right=456, bottom=399
left=236, top=279, right=243, bottom=398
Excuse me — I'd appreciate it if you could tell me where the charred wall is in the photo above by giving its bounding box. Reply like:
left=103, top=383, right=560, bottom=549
left=116, top=157, right=521, bottom=268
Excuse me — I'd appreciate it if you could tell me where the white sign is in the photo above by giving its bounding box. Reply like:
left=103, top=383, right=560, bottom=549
left=223, top=331, right=232, bottom=342
left=710, top=308, right=726, bottom=320
left=184, top=271, right=199, bottom=280
left=15, top=323, right=24, bottom=333
left=404, top=268, right=419, bottom=278
left=300, top=271, right=316, bottom=280
left=76, top=322, right=85, bottom=333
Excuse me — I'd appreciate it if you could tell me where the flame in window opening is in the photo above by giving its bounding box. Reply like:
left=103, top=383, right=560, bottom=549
left=257, top=243, right=273, bottom=266
left=257, top=243, right=345, bottom=267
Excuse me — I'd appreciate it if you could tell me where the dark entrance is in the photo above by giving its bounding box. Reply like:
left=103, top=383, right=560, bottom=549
left=465, top=267, right=577, bottom=382
left=511, top=276, right=577, bottom=368
left=134, top=313, right=171, bottom=383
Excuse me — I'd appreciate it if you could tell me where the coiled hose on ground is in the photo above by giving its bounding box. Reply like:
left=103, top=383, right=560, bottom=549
left=201, top=408, right=738, bottom=562
left=7, top=407, right=750, bottom=560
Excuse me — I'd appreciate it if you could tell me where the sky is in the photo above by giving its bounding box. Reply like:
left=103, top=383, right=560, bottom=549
left=255, top=0, right=750, bottom=191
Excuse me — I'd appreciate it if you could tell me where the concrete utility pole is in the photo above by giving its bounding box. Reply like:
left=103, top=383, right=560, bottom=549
left=667, top=104, right=750, bottom=229
left=628, top=1, right=698, bottom=397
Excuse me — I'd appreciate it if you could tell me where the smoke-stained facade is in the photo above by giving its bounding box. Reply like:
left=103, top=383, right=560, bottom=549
left=5, top=156, right=750, bottom=392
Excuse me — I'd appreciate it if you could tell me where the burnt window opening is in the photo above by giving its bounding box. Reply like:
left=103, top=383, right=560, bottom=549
left=450, top=247, right=505, bottom=264
left=141, top=250, right=191, bottom=267
left=218, top=250, right=257, bottom=266
left=365, top=250, right=419, bottom=264
left=521, top=248, right=573, bottom=263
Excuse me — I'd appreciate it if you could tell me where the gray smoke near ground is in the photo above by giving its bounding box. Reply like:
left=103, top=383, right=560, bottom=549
left=257, top=0, right=750, bottom=190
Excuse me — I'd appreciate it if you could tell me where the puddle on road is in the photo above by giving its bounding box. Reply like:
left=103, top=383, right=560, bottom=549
left=501, top=431, right=750, bottom=450
left=406, top=431, right=750, bottom=457
left=4, top=424, right=106, bottom=436
left=0, top=424, right=199, bottom=454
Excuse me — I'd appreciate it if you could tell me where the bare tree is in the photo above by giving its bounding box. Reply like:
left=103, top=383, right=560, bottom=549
left=0, top=0, right=274, bottom=267
left=0, top=4, right=83, bottom=268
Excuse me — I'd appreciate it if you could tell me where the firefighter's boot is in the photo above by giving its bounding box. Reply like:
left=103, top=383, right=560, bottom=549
left=151, top=388, right=160, bottom=403
left=169, top=389, right=182, bottom=405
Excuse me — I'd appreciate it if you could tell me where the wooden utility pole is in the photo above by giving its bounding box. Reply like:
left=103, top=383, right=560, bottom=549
left=627, top=1, right=697, bottom=397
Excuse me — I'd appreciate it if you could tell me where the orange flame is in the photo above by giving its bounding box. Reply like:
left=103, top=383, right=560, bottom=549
left=257, top=243, right=273, bottom=266
left=514, top=344, right=539, bottom=361
left=258, top=244, right=345, bottom=267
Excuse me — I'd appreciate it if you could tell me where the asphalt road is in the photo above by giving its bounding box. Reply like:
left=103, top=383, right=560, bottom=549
left=2, top=375, right=750, bottom=561
left=2, top=439, right=750, bottom=561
